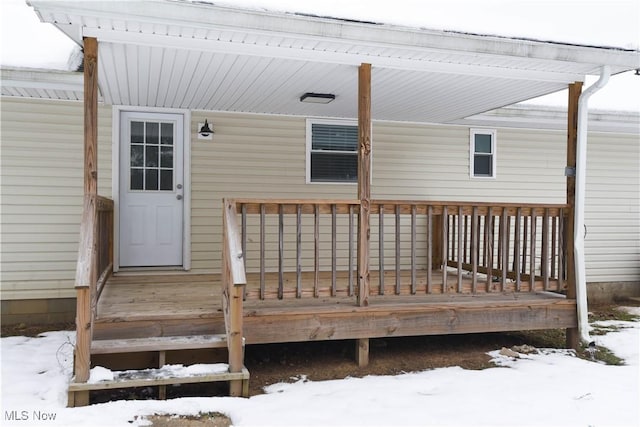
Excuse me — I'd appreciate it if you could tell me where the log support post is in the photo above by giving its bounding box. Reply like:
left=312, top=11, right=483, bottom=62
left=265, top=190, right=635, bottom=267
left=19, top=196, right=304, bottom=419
left=356, top=63, right=372, bottom=365
left=71, top=36, right=99, bottom=408
left=565, top=81, right=582, bottom=350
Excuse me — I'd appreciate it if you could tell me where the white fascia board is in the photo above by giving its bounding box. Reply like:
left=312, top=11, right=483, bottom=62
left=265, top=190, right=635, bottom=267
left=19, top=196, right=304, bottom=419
left=83, top=27, right=585, bottom=83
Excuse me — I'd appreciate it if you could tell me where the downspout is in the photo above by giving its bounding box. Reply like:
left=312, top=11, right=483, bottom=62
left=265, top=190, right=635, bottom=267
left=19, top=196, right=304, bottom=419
left=574, top=65, right=610, bottom=344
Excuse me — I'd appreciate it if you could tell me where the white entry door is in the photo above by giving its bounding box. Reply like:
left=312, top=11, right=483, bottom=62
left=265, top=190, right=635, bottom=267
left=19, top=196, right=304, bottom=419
left=119, top=112, right=184, bottom=267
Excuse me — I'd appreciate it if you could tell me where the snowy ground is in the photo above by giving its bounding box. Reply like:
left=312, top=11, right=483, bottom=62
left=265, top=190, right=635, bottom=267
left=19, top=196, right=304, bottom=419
left=1, top=308, right=638, bottom=427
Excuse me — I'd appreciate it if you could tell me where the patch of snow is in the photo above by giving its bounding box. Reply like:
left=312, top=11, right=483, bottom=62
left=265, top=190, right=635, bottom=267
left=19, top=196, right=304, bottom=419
left=88, top=367, right=114, bottom=384
left=1, top=314, right=639, bottom=426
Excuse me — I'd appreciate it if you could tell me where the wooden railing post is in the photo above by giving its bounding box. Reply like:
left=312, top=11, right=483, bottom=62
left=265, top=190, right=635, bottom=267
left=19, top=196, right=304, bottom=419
left=565, top=81, right=583, bottom=349
left=222, top=199, right=247, bottom=397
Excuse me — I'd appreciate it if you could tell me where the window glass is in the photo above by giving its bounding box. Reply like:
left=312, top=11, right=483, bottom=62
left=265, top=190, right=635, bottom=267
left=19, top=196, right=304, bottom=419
left=308, top=121, right=358, bottom=183
left=474, top=134, right=492, bottom=153
left=129, top=120, right=175, bottom=191
left=474, top=155, right=492, bottom=176
left=470, top=129, right=496, bottom=178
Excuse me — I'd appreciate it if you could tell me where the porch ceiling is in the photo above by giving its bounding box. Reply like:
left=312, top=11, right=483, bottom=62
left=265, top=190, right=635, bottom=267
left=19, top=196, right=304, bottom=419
left=29, top=0, right=640, bottom=123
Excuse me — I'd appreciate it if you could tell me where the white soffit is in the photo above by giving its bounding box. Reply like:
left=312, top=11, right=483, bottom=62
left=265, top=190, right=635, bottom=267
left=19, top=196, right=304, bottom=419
left=26, top=0, right=640, bottom=123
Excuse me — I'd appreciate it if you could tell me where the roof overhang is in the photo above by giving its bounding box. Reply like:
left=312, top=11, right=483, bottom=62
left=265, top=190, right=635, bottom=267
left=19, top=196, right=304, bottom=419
left=25, top=0, right=640, bottom=123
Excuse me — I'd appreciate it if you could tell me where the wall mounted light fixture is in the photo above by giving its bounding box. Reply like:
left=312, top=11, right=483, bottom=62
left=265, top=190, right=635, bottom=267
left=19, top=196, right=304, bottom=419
left=300, top=92, right=335, bottom=104
left=198, top=119, right=214, bottom=140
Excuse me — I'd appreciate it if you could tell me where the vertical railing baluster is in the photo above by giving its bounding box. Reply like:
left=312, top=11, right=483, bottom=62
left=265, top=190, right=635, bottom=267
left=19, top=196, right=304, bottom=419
left=278, top=204, right=284, bottom=299
left=427, top=205, right=433, bottom=294
left=395, top=204, right=401, bottom=295
left=530, top=213, right=537, bottom=292
left=260, top=204, right=265, bottom=300
left=522, top=215, right=528, bottom=277
left=241, top=204, right=247, bottom=300
left=485, top=208, right=493, bottom=291
left=501, top=208, right=508, bottom=291
left=314, top=204, right=319, bottom=298
left=542, top=208, right=550, bottom=291
left=464, top=214, right=469, bottom=264
left=471, top=206, right=478, bottom=294
left=514, top=208, right=522, bottom=292
left=451, top=214, right=456, bottom=262
left=558, top=209, right=564, bottom=291
left=331, top=204, right=337, bottom=297
left=296, top=204, right=302, bottom=299
left=349, top=204, right=354, bottom=297
left=379, top=204, right=385, bottom=295
left=457, top=206, right=463, bottom=293
left=551, top=214, right=558, bottom=280
left=411, top=204, right=417, bottom=294
left=442, top=206, right=448, bottom=293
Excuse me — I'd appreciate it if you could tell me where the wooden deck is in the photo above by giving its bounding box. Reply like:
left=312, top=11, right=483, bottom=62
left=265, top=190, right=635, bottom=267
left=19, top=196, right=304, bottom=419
left=95, top=272, right=576, bottom=343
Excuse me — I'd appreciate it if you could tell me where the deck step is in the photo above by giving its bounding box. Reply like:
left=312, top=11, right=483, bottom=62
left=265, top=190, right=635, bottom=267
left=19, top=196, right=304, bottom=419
left=90, top=334, right=233, bottom=354
left=69, top=365, right=250, bottom=393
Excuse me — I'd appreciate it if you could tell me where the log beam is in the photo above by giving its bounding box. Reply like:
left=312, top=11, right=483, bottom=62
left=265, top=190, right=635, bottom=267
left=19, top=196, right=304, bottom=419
left=565, top=81, right=582, bottom=350
left=357, top=63, right=372, bottom=307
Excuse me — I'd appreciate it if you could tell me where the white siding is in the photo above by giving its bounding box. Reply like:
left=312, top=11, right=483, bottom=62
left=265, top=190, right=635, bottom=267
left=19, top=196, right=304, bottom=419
left=1, top=103, right=637, bottom=300
left=1, top=97, right=112, bottom=299
left=584, top=132, right=640, bottom=282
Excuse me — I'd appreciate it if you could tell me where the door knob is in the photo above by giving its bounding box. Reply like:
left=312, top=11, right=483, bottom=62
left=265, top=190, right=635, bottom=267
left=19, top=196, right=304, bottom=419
left=177, top=194, right=183, bottom=200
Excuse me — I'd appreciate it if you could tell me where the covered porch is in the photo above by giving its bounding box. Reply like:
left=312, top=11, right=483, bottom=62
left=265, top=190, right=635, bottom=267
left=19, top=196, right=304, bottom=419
left=27, top=0, right=639, bottom=407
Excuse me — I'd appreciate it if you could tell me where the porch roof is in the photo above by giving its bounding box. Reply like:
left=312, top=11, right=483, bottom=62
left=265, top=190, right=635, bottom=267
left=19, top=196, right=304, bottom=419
left=26, top=1, right=640, bottom=123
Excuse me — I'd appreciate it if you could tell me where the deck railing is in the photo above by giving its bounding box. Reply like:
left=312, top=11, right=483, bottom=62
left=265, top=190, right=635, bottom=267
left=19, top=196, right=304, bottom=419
left=234, top=199, right=362, bottom=299
left=221, top=199, right=247, bottom=397
left=228, top=199, right=567, bottom=301
left=73, top=194, right=114, bottom=390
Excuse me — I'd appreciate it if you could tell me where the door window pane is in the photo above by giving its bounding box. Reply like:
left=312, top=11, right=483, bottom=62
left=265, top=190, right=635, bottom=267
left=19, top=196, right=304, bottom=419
left=130, top=145, right=143, bottom=167
left=146, top=122, right=159, bottom=145
left=160, top=146, right=173, bottom=168
left=145, top=146, right=159, bottom=168
left=130, top=169, right=143, bottom=190
left=161, top=123, right=174, bottom=145
left=145, top=169, right=158, bottom=190
left=160, top=170, right=173, bottom=191
left=131, top=121, right=144, bottom=143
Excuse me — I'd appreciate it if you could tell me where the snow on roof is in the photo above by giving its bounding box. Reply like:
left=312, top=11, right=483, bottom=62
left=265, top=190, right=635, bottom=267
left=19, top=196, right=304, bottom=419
left=1, top=0, right=639, bottom=111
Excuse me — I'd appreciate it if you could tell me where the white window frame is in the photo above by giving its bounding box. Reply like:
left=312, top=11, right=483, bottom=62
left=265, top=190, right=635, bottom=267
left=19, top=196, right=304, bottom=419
left=469, top=128, right=497, bottom=179
left=306, top=118, right=359, bottom=185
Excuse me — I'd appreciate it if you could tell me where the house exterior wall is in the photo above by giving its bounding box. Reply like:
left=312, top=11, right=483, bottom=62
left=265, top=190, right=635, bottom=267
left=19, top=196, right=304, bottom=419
left=1, top=99, right=637, bottom=312
left=584, top=131, right=640, bottom=283
left=0, top=97, right=112, bottom=301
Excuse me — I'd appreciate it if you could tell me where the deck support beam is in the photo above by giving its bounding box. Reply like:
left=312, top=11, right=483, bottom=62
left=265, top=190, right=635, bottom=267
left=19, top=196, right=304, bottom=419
left=357, top=63, right=372, bottom=308
left=565, top=81, right=582, bottom=350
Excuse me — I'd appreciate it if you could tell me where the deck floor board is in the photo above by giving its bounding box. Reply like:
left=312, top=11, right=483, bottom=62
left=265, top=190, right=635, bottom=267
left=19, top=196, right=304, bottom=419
left=95, top=271, right=573, bottom=342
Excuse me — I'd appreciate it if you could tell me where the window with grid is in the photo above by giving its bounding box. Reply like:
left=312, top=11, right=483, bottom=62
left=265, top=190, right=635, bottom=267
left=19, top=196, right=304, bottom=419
left=129, top=121, right=175, bottom=191
left=470, top=129, right=496, bottom=178
left=307, top=120, right=358, bottom=183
